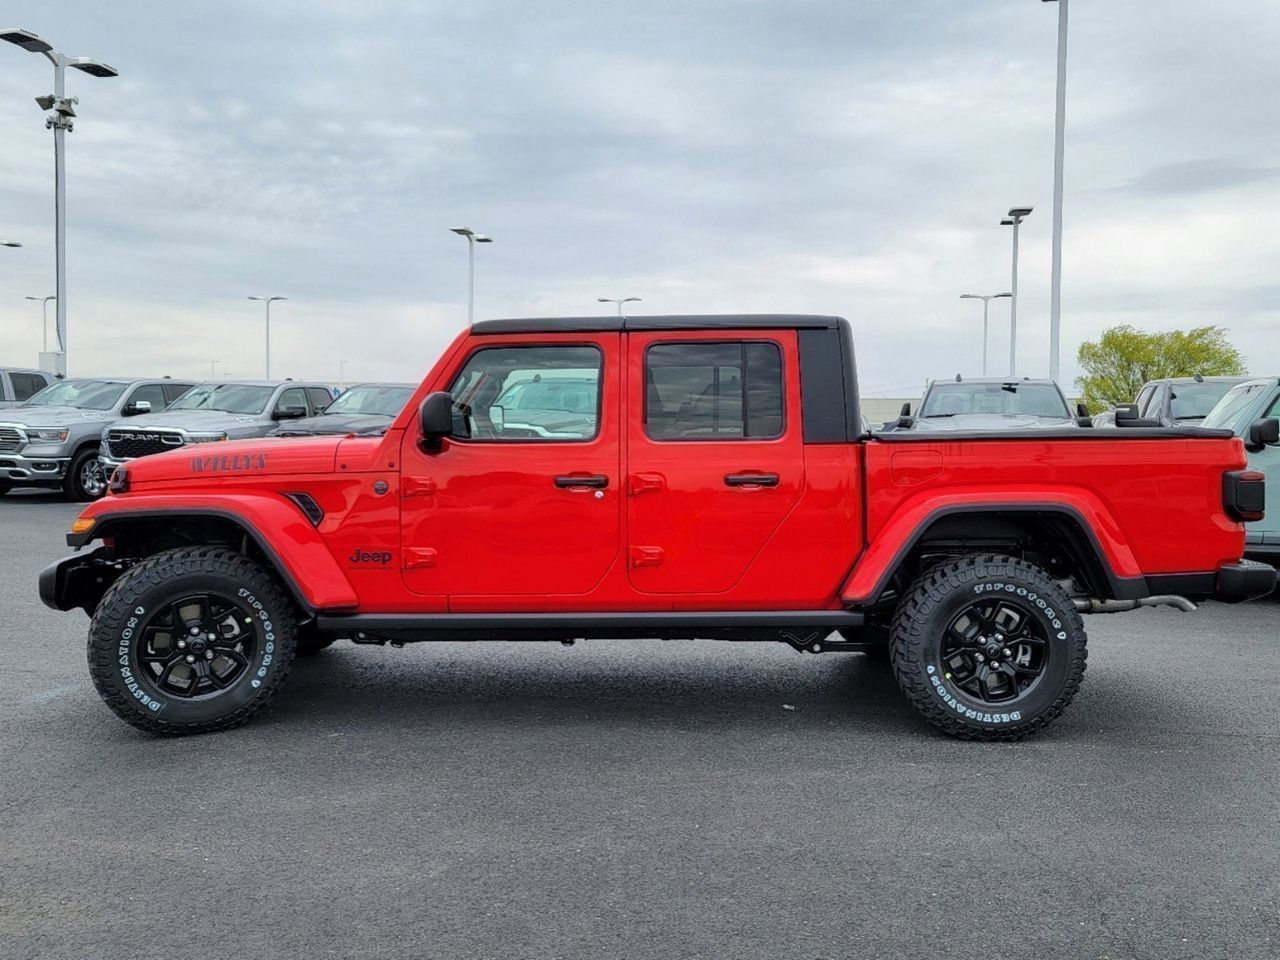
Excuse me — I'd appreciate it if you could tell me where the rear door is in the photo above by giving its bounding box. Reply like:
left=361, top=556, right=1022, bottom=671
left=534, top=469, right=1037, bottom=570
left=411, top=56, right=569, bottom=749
left=625, top=330, right=805, bottom=594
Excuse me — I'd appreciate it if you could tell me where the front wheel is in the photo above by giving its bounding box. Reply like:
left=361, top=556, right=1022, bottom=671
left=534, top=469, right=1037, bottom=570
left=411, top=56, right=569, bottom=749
left=87, top=546, right=297, bottom=734
left=890, top=554, right=1087, bottom=741
left=63, top=447, right=107, bottom=501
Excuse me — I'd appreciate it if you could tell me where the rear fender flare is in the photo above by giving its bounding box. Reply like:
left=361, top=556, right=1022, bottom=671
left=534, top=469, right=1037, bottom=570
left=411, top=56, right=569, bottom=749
left=842, top=493, right=1140, bottom=605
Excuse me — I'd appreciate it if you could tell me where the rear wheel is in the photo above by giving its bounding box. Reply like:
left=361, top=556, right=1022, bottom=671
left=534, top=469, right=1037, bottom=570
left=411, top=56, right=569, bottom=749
left=87, top=546, right=297, bottom=734
left=890, top=554, right=1087, bottom=741
left=63, top=446, right=107, bottom=501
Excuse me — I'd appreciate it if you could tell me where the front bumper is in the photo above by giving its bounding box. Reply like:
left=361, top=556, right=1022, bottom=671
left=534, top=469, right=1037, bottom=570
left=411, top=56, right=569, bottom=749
left=38, top=547, right=121, bottom=613
left=0, top=452, right=69, bottom=485
left=1215, top=560, right=1277, bottom=603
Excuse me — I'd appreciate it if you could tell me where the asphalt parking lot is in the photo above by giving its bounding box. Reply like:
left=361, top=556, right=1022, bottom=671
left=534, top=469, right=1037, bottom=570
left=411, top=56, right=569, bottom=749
left=1, top=491, right=1277, bottom=960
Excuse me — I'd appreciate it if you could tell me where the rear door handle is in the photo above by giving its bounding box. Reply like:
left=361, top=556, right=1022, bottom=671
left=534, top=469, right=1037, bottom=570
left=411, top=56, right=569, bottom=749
left=724, top=473, right=780, bottom=488
left=554, top=474, right=609, bottom=489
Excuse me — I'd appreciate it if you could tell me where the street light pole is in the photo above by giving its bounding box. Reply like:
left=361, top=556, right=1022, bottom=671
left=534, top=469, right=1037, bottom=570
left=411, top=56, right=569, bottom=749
left=959, top=293, right=1012, bottom=376
left=1000, top=208, right=1033, bottom=376
left=2, top=28, right=118, bottom=373
left=247, top=296, right=287, bottom=378
left=450, top=227, right=493, bottom=325
left=210, top=360, right=220, bottom=380
left=339, top=360, right=348, bottom=390
left=597, top=296, right=641, bottom=318
left=1043, top=0, right=1069, bottom=384
left=25, top=295, right=56, bottom=351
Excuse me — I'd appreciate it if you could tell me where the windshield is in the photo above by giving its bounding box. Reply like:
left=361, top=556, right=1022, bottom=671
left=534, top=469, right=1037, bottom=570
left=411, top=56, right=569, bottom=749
left=920, top=382, right=1070, bottom=419
left=22, top=379, right=127, bottom=410
left=1168, top=381, right=1239, bottom=420
left=325, top=385, right=414, bottom=417
left=168, top=383, right=275, bottom=415
left=1201, top=381, right=1273, bottom=429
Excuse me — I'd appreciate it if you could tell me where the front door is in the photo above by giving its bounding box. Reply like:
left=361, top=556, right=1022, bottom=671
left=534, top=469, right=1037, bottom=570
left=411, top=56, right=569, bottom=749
left=625, top=330, right=805, bottom=595
left=400, top=335, right=621, bottom=606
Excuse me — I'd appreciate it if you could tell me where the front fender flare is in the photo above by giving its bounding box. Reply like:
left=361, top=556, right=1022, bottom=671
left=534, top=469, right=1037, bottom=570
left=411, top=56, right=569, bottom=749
left=68, top=493, right=359, bottom=612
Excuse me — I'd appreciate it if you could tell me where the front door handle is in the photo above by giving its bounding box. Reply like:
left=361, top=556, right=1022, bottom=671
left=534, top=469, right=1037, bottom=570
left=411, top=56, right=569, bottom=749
left=554, top=474, right=609, bottom=489
left=724, top=472, right=780, bottom=488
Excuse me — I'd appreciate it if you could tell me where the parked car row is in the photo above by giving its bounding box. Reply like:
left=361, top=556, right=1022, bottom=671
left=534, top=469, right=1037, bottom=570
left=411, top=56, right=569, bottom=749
left=0, top=376, right=415, bottom=501
left=882, top=376, right=1090, bottom=433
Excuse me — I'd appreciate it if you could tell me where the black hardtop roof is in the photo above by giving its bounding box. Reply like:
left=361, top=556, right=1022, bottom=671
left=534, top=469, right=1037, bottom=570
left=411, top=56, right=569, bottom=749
left=471, top=314, right=845, bottom=335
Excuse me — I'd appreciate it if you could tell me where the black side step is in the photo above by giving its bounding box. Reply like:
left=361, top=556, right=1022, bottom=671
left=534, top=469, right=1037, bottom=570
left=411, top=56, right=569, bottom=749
left=316, top=610, right=865, bottom=644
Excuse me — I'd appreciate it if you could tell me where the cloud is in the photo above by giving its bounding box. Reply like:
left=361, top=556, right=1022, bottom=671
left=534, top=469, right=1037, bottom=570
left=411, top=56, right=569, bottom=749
left=0, top=0, right=1278, bottom=394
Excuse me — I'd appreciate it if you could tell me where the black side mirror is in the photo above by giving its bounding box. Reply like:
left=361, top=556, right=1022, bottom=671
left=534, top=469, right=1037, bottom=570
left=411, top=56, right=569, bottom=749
left=1114, top=403, right=1140, bottom=424
left=1247, top=418, right=1279, bottom=450
left=1075, top=402, right=1093, bottom=427
left=273, top=405, right=307, bottom=421
left=419, top=392, right=453, bottom=451
left=897, top=402, right=914, bottom=430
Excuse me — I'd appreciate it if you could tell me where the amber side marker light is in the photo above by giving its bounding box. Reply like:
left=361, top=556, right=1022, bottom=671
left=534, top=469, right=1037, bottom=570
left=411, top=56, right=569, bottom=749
left=70, top=518, right=96, bottom=536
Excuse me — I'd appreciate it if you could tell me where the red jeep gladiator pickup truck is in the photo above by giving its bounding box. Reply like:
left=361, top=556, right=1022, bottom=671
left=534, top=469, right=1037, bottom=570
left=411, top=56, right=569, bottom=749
left=40, top=315, right=1274, bottom=739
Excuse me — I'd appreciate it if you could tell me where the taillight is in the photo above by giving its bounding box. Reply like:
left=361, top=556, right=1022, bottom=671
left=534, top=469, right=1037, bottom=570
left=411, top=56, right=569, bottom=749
left=1223, top=469, right=1265, bottom=522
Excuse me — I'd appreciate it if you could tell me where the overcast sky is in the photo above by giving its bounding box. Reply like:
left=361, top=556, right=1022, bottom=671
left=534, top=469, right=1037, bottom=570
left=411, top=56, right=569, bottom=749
left=1, top=0, right=1278, bottom=395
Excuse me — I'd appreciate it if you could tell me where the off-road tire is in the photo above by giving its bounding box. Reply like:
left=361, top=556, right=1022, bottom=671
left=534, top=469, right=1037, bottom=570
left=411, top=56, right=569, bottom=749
left=63, top=446, right=106, bottom=502
left=87, top=546, right=297, bottom=734
left=890, top=554, right=1087, bottom=741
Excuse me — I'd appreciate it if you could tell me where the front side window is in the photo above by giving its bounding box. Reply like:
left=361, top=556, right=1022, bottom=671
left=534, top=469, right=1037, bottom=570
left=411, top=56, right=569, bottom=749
left=1134, top=384, right=1158, bottom=417
left=448, top=345, right=602, bottom=441
left=275, top=387, right=308, bottom=415
left=10, top=373, right=48, bottom=401
left=126, top=384, right=167, bottom=412
left=645, top=341, right=784, bottom=441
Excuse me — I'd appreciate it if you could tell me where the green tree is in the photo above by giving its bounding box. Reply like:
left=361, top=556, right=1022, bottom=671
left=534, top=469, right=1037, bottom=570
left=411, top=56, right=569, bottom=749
left=1076, top=325, right=1246, bottom=411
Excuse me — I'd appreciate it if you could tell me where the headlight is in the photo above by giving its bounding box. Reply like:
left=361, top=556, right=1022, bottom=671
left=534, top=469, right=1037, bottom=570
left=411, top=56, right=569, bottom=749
left=186, top=433, right=228, bottom=444
left=30, top=428, right=69, bottom=442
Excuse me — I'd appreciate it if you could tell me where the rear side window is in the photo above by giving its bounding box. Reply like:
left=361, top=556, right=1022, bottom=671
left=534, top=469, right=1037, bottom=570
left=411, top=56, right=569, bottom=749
left=307, top=387, right=334, bottom=413
left=9, top=372, right=48, bottom=401
left=645, top=341, right=783, bottom=441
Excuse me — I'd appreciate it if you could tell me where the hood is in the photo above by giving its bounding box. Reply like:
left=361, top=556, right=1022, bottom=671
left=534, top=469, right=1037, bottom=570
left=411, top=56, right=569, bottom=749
left=271, top=413, right=393, bottom=436
left=121, top=435, right=344, bottom=486
left=113, top=409, right=266, bottom=434
left=910, top=414, right=1078, bottom=433
left=0, top=404, right=115, bottom=428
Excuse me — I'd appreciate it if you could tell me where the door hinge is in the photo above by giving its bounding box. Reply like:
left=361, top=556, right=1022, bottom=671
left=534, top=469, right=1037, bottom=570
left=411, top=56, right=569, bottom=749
left=403, top=477, right=437, bottom=497
left=404, top=547, right=438, bottom=569
left=628, top=473, right=666, bottom=496
left=629, top=546, right=664, bottom=568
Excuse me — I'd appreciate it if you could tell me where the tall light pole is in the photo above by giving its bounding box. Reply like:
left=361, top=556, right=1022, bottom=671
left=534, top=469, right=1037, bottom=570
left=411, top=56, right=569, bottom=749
left=339, top=360, right=349, bottom=390
left=2, top=28, right=117, bottom=374
left=247, top=296, right=287, bottom=378
left=598, top=296, right=641, bottom=318
left=959, top=293, right=1012, bottom=377
left=210, top=360, right=221, bottom=380
left=1042, top=0, right=1069, bottom=384
left=450, top=227, right=492, bottom=325
left=1000, top=207, right=1033, bottom=376
left=25, top=295, right=56, bottom=351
